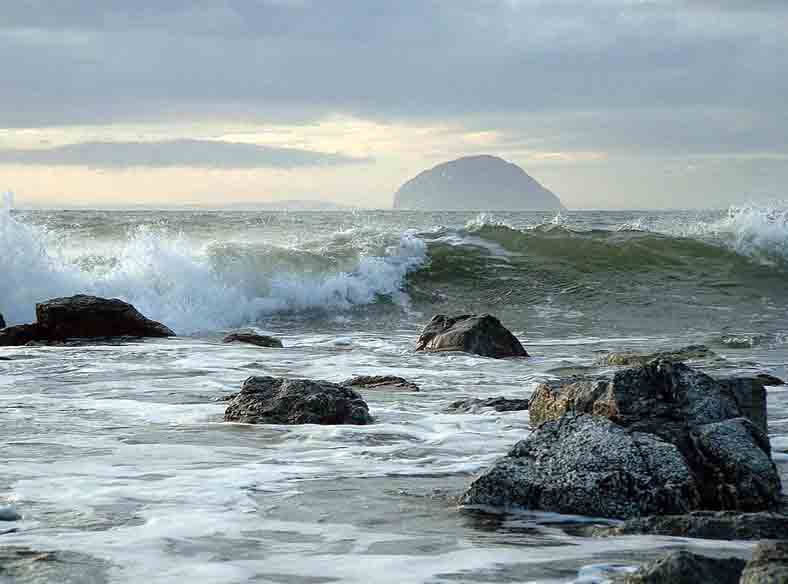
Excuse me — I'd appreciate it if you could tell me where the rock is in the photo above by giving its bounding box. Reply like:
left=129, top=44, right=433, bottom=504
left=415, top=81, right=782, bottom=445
left=460, top=414, right=699, bottom=519
left=0, top=312, right=5, bottom=328
left=591, top=511, right=788, bottom=540
left=599, top=345, right=716, bottom=366
left=223, top=332, right=283, bottom=348
left=716, top=376, right=771, bottom=434
left=224, top=376, right=373, bottom=425
left=392, top=155, right=564, bottom=211
left=342, top=375, right=420, bottom=392
left=416, top=314, right=528, bottom=358
left=445, top=396, right=530, bottom=413
left=0, top=323, right=49, bottom=346
left=692, top=418, right=781, bottom=511
left=0, top=505, right=21, bottom=521
left=36, top=295, right=174, bottom=339
left=740, top=540, right=788, bottom=584
left=621, top=551, right=745, bottom=584
left=528, top=360, right=782, bottom=511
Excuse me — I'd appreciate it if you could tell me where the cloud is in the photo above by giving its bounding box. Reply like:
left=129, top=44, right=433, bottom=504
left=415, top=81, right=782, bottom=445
left=0, top=139, right=368, bottom=169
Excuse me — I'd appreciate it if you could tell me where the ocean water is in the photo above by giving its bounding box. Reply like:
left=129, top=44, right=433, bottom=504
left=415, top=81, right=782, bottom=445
left=0, top=201, right=786, bottom=583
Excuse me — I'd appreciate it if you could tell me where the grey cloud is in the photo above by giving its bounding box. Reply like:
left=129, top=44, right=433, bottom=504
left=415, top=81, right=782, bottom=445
left=0, top=1, right=786, bottom=160
left=0, top=140, right=368, bottom=169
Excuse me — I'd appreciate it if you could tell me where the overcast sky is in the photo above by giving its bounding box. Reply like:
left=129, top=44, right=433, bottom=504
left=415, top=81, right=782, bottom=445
left=1, top=0, right=786, bottom=208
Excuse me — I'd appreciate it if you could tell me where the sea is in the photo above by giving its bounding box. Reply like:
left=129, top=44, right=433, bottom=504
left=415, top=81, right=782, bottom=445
left=1, top=199, right=787, bottom=583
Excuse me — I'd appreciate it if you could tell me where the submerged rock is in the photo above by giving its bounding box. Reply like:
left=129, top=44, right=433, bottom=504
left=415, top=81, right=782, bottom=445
left=0, top=295, right=174, bottom=346
left=0, top=504, right=21, bottom=521
left=528, top=360, right=782, bottom=511
left=599, top=344, right=717, bottom=366
left=591, top=511, right=788, bottom=540
left=445, top=396, right=530, bottom=414
left=342, top=375, right=420, bottom=392
left=460, top=414, right=699, bottom=519
left=224, top=376, right=373, bottom=425
left=622, top=551, right=745, bottom=584
left=740, top=541, right=788, bottom=584
left=223, top=332, right=283, bottom=348
left=415, top=314, right=528, bottom=358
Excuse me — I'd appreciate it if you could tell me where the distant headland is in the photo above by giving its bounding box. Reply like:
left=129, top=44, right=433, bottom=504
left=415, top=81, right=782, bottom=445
left=393, top=155, right=565, bottom=211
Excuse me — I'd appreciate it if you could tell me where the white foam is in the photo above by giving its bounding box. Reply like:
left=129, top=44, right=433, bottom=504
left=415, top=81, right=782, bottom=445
left=0, top=195, right=428, bottom=333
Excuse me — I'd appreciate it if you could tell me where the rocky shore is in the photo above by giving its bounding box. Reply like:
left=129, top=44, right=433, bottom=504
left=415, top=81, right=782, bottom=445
left=2, top=307, right=786, bottom=581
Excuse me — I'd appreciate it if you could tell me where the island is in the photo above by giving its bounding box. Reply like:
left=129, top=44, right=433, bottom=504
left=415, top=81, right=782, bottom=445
left=392, top=155, right=565, bottom=211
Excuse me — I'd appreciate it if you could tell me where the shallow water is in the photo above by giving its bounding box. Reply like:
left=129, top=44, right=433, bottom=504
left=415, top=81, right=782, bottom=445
left=1, top=205, right=787, bottom=583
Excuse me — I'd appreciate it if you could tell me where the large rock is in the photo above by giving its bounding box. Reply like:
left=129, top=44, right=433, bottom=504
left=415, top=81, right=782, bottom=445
left=342, top=375, right=420, bottom=392
left=223, top=332, right=283, bottom=348
left=416, top=314, right=528, bottom=358
left=460, top=414, right=699, bottom=519
left=740, top=541, right=788, bottom=584
left=392, top=155, right=564, bottom=211
left=445, top=396, right=530, bottom=414
left=528, top=360, right=782, bottom=511
left=621, top=551, right=745, bottom=584
left=591, top=511, right=788, bottom=540
left=36, top=295, right=174, bottom=339
left=0, top=296, right=174, bottom=346
left=224, top=376, right=373, bottom=425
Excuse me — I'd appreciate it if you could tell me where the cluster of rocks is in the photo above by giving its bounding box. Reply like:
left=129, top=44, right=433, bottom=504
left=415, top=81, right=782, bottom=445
left=0, top=295, right=174, bottom=345
left=462, top=359, right=784, bottom=517
left=617, top=542, right=788, bottom=584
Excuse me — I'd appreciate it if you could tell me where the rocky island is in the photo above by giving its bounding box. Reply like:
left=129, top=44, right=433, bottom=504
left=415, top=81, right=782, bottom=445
left=393, top=154, right=565, bottom=211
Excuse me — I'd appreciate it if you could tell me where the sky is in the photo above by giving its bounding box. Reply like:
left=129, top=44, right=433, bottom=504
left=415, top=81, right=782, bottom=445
left=0, top=0, right=786, bottom=209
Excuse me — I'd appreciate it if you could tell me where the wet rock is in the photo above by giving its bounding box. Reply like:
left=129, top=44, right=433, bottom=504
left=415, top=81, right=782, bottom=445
left=445, top=396, right=530, bottom=413
left=599, top=344, right=716, bottom=366
left=0, top=323, right=49, bottom=347
left=528, top=360, right=782, bottom=511
left=460, top=414, right=699, bottom=519
left=0, top=504, right=21, bottom=521
left=342, top=375, right=420, bottom=392
left=224, top=376, right=373, bottom=425
left=740, top=540, right=788, bottom=584
left=416, top=314, right=528, bottom=358
left=590, top=511, right=788, bottom=540
left=716, top=376, right=773, bottom=434
left=621, top=551, right=745, bottom=584
left=36, top=295, right=174, bottom=340
left=223, top=332, right=283, bottom=348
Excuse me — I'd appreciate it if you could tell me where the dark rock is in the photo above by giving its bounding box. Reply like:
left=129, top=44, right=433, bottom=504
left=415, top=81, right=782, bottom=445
left=223, top=332, right=283, bottom=348
left=224, top=376, right=373, bottom=425
left=445, top=396, right=530, bottom=414
left=0, top=312, right=5, bottom=328
left=0, top=323, right=49, bottom=347
left=716, top=376, right=771, bottom=434
left=528, top=360, right=782, bottom=511
left=599, top=344, right=717, bottom=366
left=36, top=295, right=174, bottom=340
left=342, top=375, right=420, bottom=392
left=621, top=551, right=745, bottom=584
left=590, top=511, right=788, bottom=540
left=740, top=540, right=788, bottom=584
left=416, top=314, right=528, bottom=358
left=460, top=414, right=699, bottom=519
left=713, top=372, right=785, bottom=435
